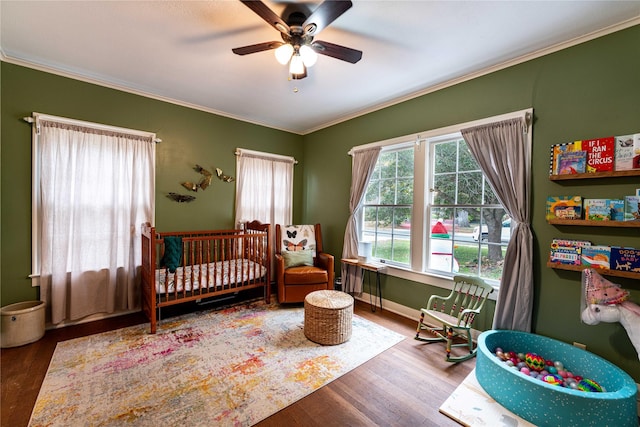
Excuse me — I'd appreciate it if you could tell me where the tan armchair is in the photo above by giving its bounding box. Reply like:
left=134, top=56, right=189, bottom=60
left=275, top=224, right=334, bottom=303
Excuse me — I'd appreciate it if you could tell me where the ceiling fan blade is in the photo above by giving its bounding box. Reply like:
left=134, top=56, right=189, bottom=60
left=303, top=0, right=352, bottom=36
left=312, top=40, right=362, bottom=64
left=239, top=0, right=290, bottom=34
left=232, top=41, right=283, bottom=55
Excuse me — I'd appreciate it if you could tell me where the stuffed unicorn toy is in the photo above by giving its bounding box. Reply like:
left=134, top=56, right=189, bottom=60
left=580, top=268, right=640, bottom=361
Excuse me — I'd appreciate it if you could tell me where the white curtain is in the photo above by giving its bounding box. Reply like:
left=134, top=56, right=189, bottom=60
left=234, top=149, right=294, bottom=227
left=461, top=116, right=533, bottom=332
left=38, top=120, right=155, bottom=324
left=341, top=147, right=381, bottom=293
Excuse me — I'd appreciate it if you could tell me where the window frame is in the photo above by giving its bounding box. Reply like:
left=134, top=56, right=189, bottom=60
left=425, top=135, right=511, bottom=280
left=360, top=142, right=415, bottom=268
left=352, top=108, right=532, bottom=295
left=234, top=148, right=296, bottom=228
left=29, top=113, right=157, bottom=287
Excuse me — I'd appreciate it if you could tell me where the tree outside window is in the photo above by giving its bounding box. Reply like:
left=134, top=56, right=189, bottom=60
left=360, top=136, right=511, bottom=283
left=362, top=148, right=413, bottom=265
left=431, top=137, right=509, bottom=281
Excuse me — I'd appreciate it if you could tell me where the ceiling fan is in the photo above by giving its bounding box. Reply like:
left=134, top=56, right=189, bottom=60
left=232, top=0, right=362, bottom=79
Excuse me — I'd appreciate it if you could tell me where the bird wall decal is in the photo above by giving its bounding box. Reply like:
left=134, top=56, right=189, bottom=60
left=181, top=182, right=199, bottom=192
left=182, top=164, right=213, bottom=191
left=216, top=167, right=235, bottom=182
left=167, top=192, right=196, bottom=203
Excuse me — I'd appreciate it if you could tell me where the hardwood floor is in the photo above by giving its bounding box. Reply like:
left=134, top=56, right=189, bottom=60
left=1, top=298, right=474, bottom=427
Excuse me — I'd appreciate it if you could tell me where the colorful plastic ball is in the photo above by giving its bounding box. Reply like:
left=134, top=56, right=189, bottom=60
left=517, top=353, right=525, bottom=361
left=539, top=370, right=549, bottom=377
left=494, top=347, right=503, bottom=353
left=558, top=370, right=568, bottom=378
left=554, top=361, right=564, bottom=370
left=577, top=378, right=603, bottom=392
left=545, top=359, right=554, bottom=366
left=569, top=382, right=579, bottom=390
left=543, top=374, right=563, bottom=386
left=525, top=353, right=545, bottom=371
left=548, top=366, right=558, bottom=374
left=520, top=367, right=530, bottom=376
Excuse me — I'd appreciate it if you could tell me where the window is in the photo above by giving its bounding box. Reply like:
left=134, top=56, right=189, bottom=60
left=361, top=146, right=414, bottom=266
left=31, top=113, right=156, bottom=324
left=234, top=148, right=295, bottom=228
left=357, top=111, right=528, bottom=286
left=428, top=136, right=509, bottom=281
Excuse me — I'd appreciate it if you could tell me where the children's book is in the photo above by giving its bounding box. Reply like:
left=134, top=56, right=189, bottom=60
left=636, top=134, right=640, bottom=169
left=582, top=137, right=614, bottom=172
left=549, top=141, right=581, bottom=175
left=614, top=134, right=640, bottom=171
left=557, top=151, right=587, bottom=175
left=584, top=199, right=624, bottom=221
left=549, top=246, right=582, bottom=265
left=548, top=239, right=590, bottom=266
left=610, top=247, right=640, bottom=272
left=581, top=245, right=611, bottom=269
left=624, top=195, right=640, bottom=221
left=546, top=196, right=582, bottom=220
left=551, top=239, right=591, bottom=248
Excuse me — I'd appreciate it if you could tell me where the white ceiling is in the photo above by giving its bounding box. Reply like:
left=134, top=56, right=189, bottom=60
left=2, top=1, right=639, bottom=134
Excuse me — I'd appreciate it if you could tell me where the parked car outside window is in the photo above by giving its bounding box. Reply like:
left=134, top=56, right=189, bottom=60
left=472, top=218, right=512, bottom=242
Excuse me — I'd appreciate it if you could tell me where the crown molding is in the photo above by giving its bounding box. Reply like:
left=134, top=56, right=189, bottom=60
left=0, top=49, right=299, bottom=135
left=2, top=17, right=638, bottom=136
left=303, top=17, right=640, bottom=134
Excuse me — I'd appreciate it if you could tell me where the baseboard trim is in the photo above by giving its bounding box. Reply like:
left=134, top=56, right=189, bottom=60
left=355, top=292, right=483, bottom=341
left=45, top=309, right=140, bottom=330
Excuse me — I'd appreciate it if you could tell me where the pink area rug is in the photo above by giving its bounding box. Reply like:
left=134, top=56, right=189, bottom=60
left=29, top=300, right=405, bottom=426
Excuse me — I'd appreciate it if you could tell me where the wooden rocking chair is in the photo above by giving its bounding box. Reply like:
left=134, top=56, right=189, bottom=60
left=415, top=275, right=493, bottom=362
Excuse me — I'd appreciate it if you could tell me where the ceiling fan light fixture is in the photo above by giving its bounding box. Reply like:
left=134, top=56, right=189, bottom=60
left=233, top=0, right=363, bottom=79
left=289, top=53, right=305, bottom=75
left=274, top=43, right=294, bottom=65
left=299, top=45, right=318, bottom=67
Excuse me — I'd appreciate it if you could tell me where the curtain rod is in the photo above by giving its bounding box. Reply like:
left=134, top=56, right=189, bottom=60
left=23, top=115, right=161, bottom=143
left=348, top=107, right=533, bottom=155
left=235, top=148, right=298, bottom=164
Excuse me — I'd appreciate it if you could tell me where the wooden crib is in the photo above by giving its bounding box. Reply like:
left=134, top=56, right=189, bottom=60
left=140, top=220, right=271, bottom=333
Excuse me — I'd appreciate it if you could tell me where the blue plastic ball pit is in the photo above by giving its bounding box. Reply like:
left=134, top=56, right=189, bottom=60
left=476, top=330, right=638, bottom=426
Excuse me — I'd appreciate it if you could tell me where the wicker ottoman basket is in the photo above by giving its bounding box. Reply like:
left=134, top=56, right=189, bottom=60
left=304, top=290, right=354, bottom=345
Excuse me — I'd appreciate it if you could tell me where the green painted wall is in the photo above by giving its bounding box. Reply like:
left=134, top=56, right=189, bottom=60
left=1, top=62, right=304, bottom=305
left=2, top=25, right=639, bottom=381
left=304, top=25, right=640, bottom=381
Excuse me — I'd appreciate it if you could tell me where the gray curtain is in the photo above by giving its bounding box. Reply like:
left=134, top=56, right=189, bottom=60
left=341, top=147, right=381, bottom=293
left=461, top=117, right=533, bottom=332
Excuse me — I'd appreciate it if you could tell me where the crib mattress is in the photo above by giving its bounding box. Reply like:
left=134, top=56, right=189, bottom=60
left=155, top=259, right=267, bottom=294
